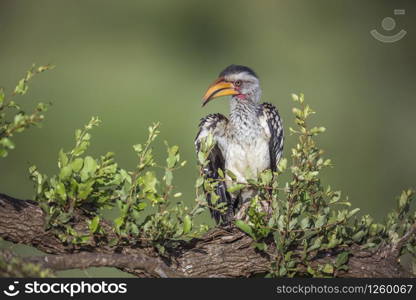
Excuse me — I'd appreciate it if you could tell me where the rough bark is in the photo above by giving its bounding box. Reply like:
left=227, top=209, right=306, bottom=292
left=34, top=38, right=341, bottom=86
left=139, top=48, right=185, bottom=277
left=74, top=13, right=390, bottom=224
left=0, top=193, right=413, bottom=278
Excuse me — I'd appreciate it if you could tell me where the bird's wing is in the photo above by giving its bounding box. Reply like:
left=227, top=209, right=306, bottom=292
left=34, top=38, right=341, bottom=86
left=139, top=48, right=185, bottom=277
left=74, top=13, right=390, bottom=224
left=195, top=113, right=231, bottom=224
left=258, top=103, right=284, bottom=172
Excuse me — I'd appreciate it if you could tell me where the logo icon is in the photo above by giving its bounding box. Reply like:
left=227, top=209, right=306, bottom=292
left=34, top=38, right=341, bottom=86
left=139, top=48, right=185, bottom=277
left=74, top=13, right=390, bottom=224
left=3, top=281, right=20, bottom=297
left=371, top=9, right=406, bottom=43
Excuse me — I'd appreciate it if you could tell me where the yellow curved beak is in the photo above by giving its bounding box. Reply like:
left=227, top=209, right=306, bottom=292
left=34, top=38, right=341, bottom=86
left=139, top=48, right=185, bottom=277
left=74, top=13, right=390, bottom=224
left=202, top=79, right=238, bottom=106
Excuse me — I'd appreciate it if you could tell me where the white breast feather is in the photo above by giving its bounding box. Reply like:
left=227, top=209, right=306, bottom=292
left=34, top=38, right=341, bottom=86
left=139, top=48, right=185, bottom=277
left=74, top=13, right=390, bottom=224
left=225, top=128, right=270, bottom=183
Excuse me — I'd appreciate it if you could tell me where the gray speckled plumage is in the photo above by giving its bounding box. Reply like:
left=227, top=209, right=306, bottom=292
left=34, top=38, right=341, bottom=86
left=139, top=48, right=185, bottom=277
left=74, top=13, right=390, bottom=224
left=195, top=65, right=283, bottom=224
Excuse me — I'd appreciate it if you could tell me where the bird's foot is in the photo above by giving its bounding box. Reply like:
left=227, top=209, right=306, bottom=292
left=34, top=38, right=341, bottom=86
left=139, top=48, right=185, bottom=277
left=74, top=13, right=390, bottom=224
left=234, top=201, right=251, bottom=221
left=234, top=200, right=272, bottom=222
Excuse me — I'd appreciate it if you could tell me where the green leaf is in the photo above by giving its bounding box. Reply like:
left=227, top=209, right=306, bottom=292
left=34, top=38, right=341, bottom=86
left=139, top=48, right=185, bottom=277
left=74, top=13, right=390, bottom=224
left=291, top=93, right=299, bottom=102
left=335, top=251, right=349, bottom=268
left=59, top=165, right=72, bottom=180
left=80, top=156, right=97, bottom=181
left=227, top=183, right=246, bottom=193
left=166, top=145, right=179, bottom=168
left=347, top=208, right=360, bottom=218
left=72, top=141, right=89, bottom=157
left=133, top=144, right=142, bottom=153
left=322, top=263, right=334, bottom=274
left=142, top=171, right=158, bottom=194
left=83, top=156, right=97, bottom=173
left=14, top=78, right=28, bottom=95
left=0, top=138, right=15, bottom=150
left=56, top=181, right=67, bottom=201
left=315, top=215, right=326, bottom=228
left=352, top=230, right=366, bottom=242
left=235, top=220, right=254, bottom=238
left=130, top=223, right=139, bottom=235
left=260, top=170, right=273, bottom=185
left=197, top=151, right=206, bottom=165
left=77, top=181, right=94, bottom=200
left=326, top=235, right=340, bottom=249
left=277, top=158, right=287, bottom=172
left=0, top=149, right=8, bottom=158
left=183, top=215, right=192, bottom=234
left=289, top=218, right=298, bottom=230
left=137, top=202, right=147, bottom=211
left=307, top=265, right=315, bottom=276
left=307, top=236, right=323, bottom=252
left=279, top=265, right=287, bottom=276
left=300, top=216, right=310, bottom=229
left=226, top=170, right=237, bottom=181
left=0, top=88, right=5, bottom=106
left=89, top=216, right=100, bottom=233
left=71, top=158, right=84, bottom=172
left=195, top=177, right=204, bottom=188
left=57, top=213, right=71, bottom=224
left=254, top=242, right=267, bottom=251
left=114, top=216, right=124, bottom=232
left=210, top=193, right=220, bottom=205
left=164, top=169, right=173, bottom=186
left=58, top=149, right=68, bottom=168
left=399, top=190, right=409, bottom=209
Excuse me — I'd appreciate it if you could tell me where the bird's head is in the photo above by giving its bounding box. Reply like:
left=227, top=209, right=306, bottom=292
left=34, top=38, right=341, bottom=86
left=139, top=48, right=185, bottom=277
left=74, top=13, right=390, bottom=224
left=202, top=65, right=261, bottom=106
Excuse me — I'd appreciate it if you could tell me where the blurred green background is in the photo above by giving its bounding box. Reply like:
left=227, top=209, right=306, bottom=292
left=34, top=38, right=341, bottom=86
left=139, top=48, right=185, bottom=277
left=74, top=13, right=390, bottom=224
left=1, top=0, right=415, bottom=277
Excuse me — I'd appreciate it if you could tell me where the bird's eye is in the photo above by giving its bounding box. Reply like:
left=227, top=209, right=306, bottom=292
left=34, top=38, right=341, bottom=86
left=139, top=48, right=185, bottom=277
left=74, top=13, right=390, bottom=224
left=234, top=80, right=242, bottom=87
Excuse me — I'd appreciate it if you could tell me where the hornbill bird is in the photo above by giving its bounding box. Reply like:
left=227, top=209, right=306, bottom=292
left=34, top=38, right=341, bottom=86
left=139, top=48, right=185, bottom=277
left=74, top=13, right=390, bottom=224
left=195, top=65, right=284, bottom=224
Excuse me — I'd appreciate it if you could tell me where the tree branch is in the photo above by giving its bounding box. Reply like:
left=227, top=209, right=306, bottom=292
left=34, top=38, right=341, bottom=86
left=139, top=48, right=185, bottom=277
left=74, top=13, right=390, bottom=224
left=25, top=252, right=181, bottom=278
left=0, top=193, right=413, bottom=278
left=0, top=249, right=55, bottom=277
left=391, top=223, right=416, bottom=255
